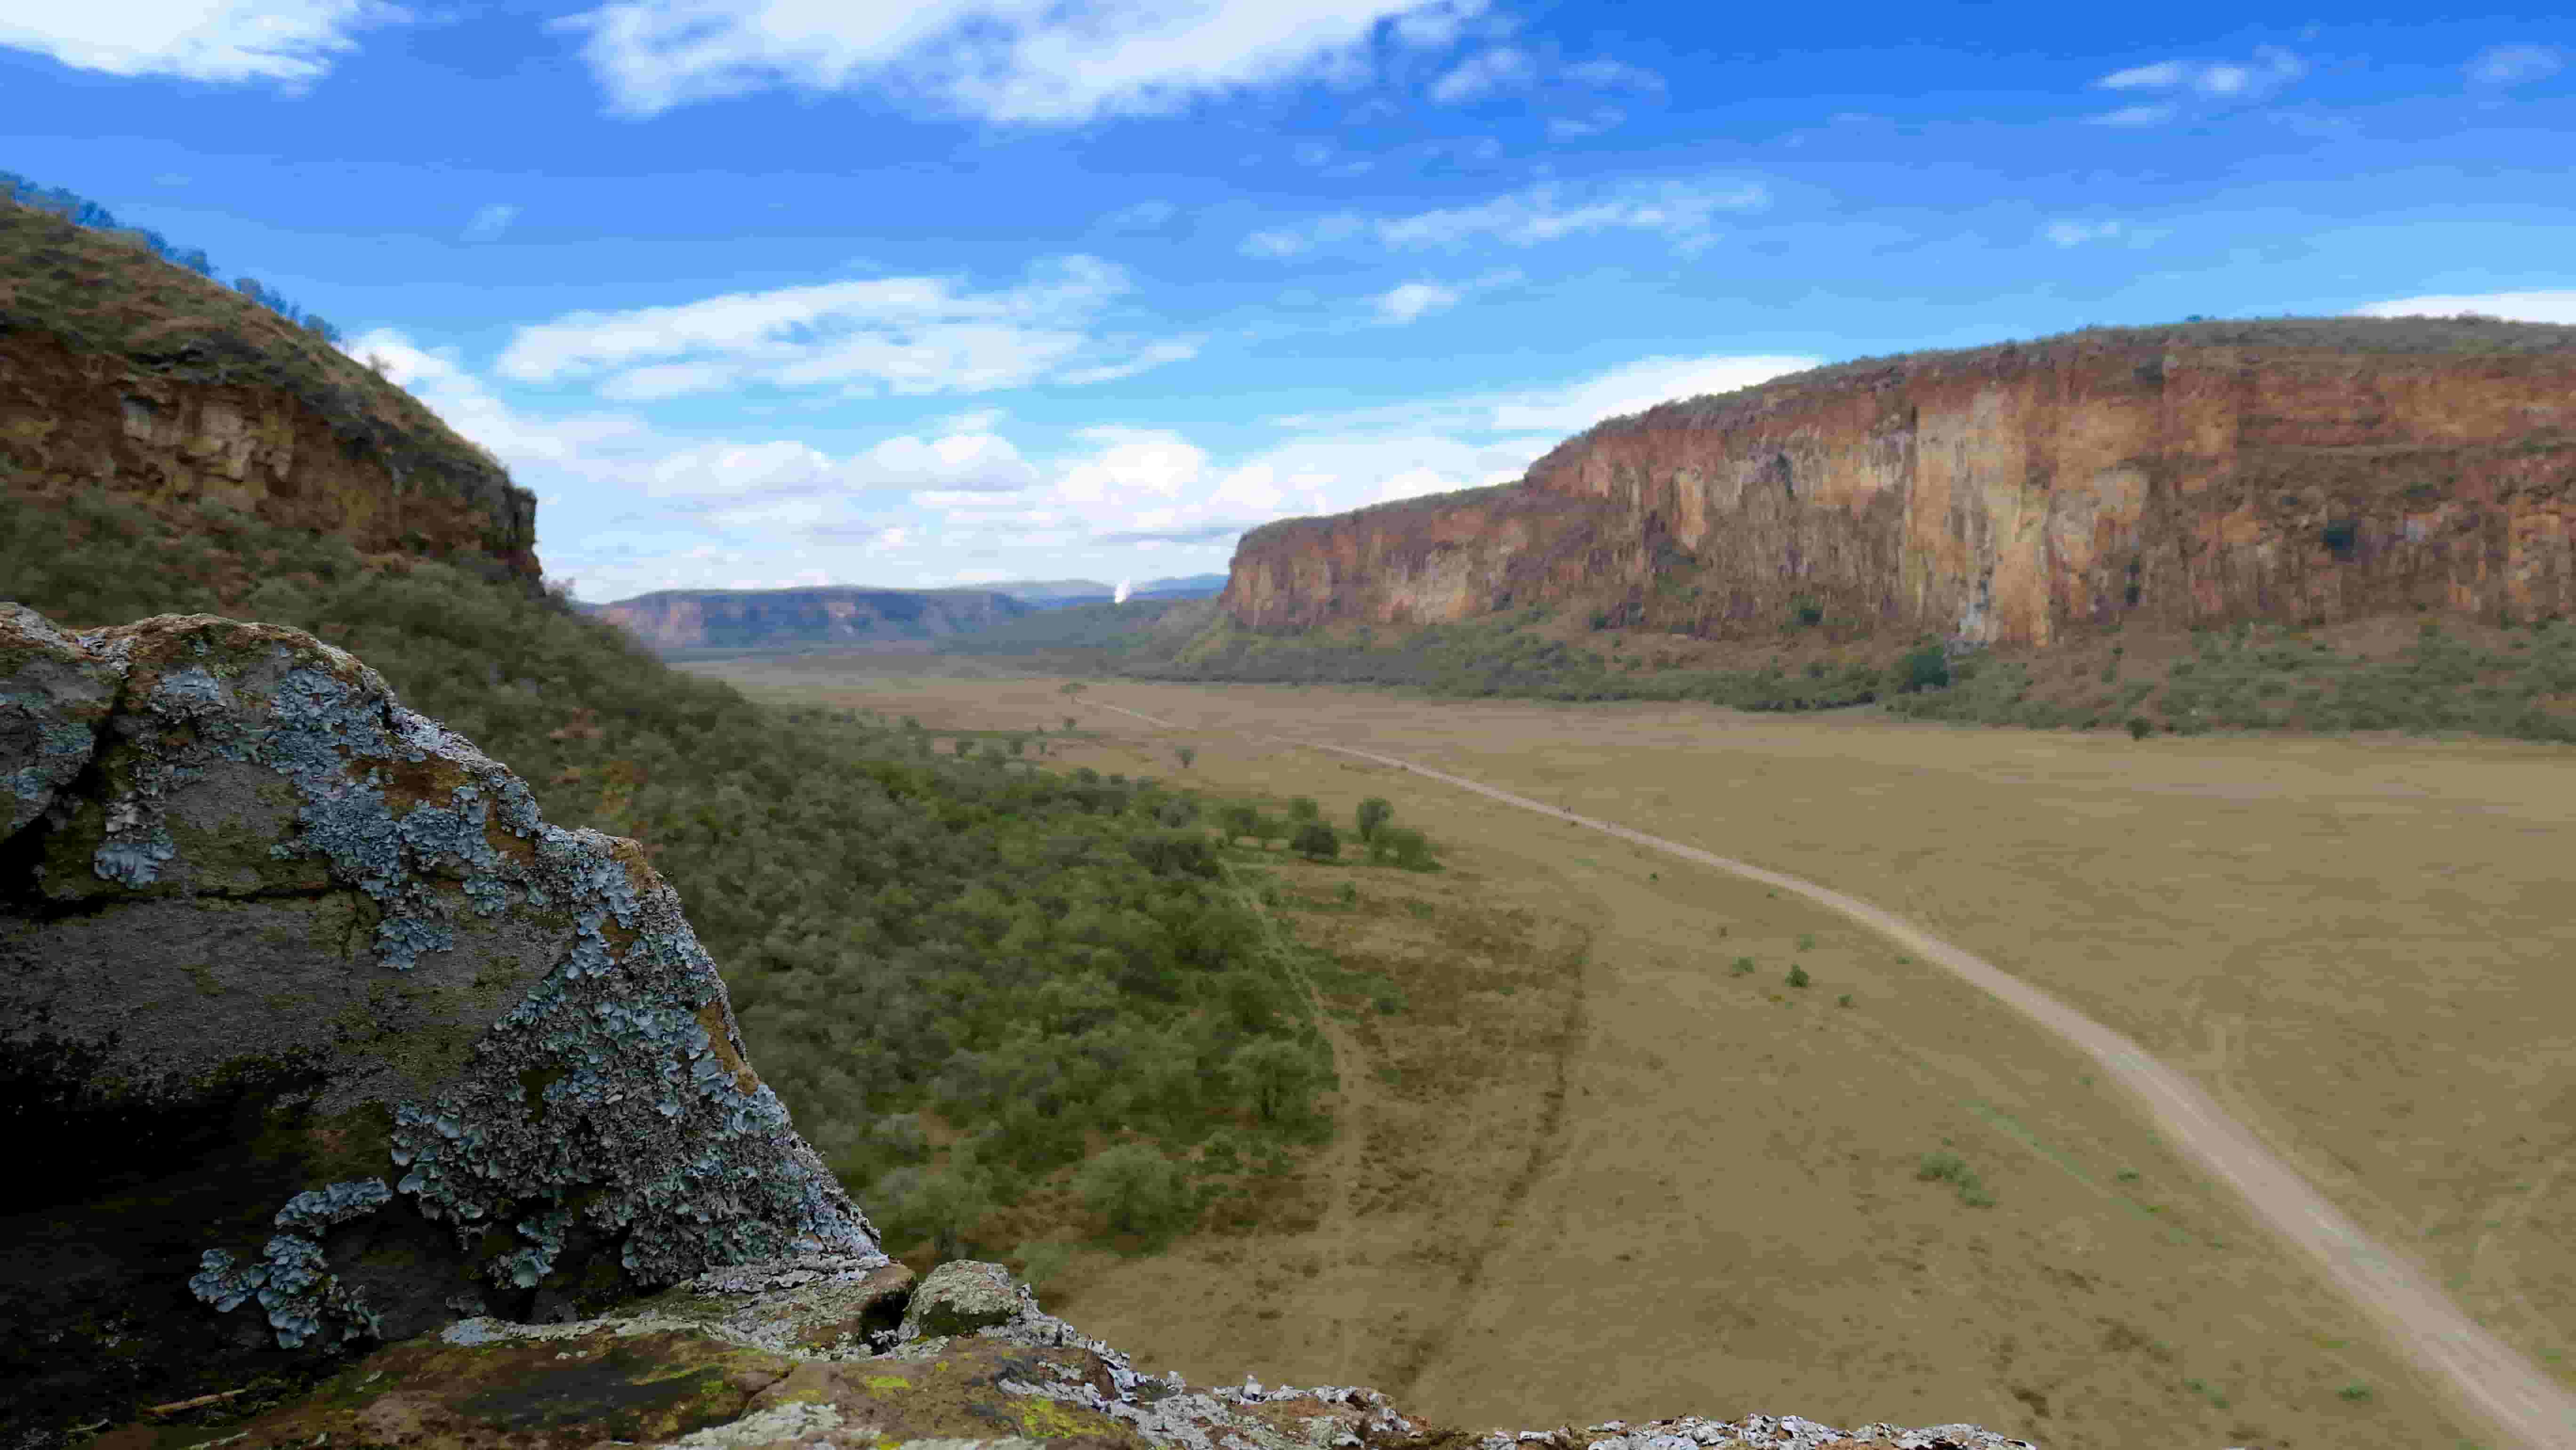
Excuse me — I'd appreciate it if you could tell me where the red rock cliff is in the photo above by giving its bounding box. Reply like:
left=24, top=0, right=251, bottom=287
left=1223, top=318, right=2576, bottom=646
left=0, top=199, right=540, bottom=587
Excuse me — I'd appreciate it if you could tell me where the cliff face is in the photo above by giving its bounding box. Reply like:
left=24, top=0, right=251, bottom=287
left=1223, top=319, right=2576, bottom=647
left=0, top=199, right=540, bottom=588
left=596, top=586, right=1035, bottom=652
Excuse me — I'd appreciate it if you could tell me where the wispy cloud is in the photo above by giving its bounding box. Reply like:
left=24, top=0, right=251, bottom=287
left=1100, top=199, right=1177, bottom=230
left=462, top=203, right=519, bottom=242
left=550, top=0, right=1480, bottom=125
left=0, top=0, right=405, bottom=86
left=2467, top=43, right=2564, bottom=87
left=2351, top=290, right=2576, bottom=325
left=2082, top=46, right=2306, bottom=124
left=1266, top=352, right=1820, bottom=436
left=1562, top=56, right=1664, bottom=92
left=2084, top=103, right=2177, bottom=128
left=491, top=255, right=1192, bottom=399
left=1248, top=176, right=1768, bottom=259
left=1369, top=266, right=1521, bottom=324
left=1546, top=106, right=1625, bottom=138
left=2042, top=218, right=2165, bottom=248
left=1429, top=45, right=1535, bottom=102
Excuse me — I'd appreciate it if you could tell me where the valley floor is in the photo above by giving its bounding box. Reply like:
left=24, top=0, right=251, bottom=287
left=689, top=658, right=2576, bottom=1450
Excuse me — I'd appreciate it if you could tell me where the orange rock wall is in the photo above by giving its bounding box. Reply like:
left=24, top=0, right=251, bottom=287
left=0, top=327, right=540, bottom=585
left=1224, top=344, right=2576, bottom=645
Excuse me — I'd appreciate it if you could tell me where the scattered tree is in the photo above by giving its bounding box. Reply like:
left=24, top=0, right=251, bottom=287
left=1230, top=1037, right=1328, bottom=1124
left=1291, top=820, right=1340, bottom=861
left=1175, top=745, right=1197, bottom=769
left=1355, top=797, right=1392, bottom=843
left=1288, top=796, right=1319, bottom=823
left=1073, top=1142, right=1196, bottom=1238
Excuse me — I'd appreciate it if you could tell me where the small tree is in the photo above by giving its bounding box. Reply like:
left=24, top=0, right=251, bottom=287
left=881, top=1160, right=992, bottom=1263
left=1074, top=1143, right=1196, bottom=1238
left=1897, top=642, right=1951, bottom=693
left=1355, top=797, right=1392, bottom=843
left=1063, top=716, right=1077, bottom=732
left=1061, top=681, right=1086, bottom=699
left=1291, top=820, right=1340, bottom=861
left=1288, top=796, right=1320, bottom=824
left=1370, top=826, right=1435, bottom=870
left=1231, top=1037, right=1327, bottom=1124
left=1176, top=745, right=1197, bottom=769
left=1219, top=803, right=1260, bottom=843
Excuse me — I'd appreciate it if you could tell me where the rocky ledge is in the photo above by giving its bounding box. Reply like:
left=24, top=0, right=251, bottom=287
left=75, top=1257, right=2038, bottom=1450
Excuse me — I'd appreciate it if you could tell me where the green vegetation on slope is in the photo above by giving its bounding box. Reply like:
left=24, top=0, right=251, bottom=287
left=3, top=490, right=1447, bottom=1255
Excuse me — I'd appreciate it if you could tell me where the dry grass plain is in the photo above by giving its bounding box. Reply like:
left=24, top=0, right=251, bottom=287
left=687, top=654, right=2576, bottom=1450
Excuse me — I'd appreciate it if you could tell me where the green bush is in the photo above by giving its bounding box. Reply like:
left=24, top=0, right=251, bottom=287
left=873, top=1160, right=993, bottom=1262
left=1291, top=821, right=1341, bottom=861
left=1230, top=1036, right=1331, bottom=1124
left=1370, top=826, right=1437, bottom=870
left=1896, top=642, right=1952, bottom=693
left=1356, top=797, right=1393, bottom=842
left=1288, top=796, right=1320, bottom=823
left=1074, top=1142, right=1197, bottom=1238
left=1787, top=963, right=1811, bottom=989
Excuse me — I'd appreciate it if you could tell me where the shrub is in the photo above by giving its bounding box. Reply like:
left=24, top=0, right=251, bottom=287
left=875, top=1161, right=993, bottom=1262
left=1288, top=796, right=1320, bottom=823
left=1787, top=964, right=1811, bottom=989
left=1731, top=956, right=1756, bottom=975
left=1074, top=1142, right=1197, bottom=1238
left=2126, top=716, right=2154, bottom=740
left=1896, top=642, right=1951, bottom=693
left=1127, top=828, right=1219, bottom=878
left=1355, top=797, right=1393, bottom=842
left=1291, top=820, right=1341, bottom=861
left=1371, top=826, right=1436, bottom=870
left=1175, top=745, right=1196, bottom=769
left=1219, top=803, right=1260, bottom=842
left=1231, top=1036, right=1330, bottom=1123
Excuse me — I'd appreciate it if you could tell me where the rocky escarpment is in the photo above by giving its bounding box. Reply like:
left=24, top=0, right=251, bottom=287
left=0, top=604, right=876, bottom=1449
left=0, top=198, right=539, bottom=587
left=8, top=603, right=2042, bottom=1450
left=593, top=586, right=1037, bottom=653
left=1223, top=317, right=2576, bottom=648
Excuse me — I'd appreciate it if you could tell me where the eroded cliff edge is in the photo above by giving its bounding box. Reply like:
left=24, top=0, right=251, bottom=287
left=1222, top=318, right=2576, bottom=648
left=0, top=198, right=539, bottom=588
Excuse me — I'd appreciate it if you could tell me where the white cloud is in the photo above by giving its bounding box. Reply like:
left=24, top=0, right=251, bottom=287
left=2351, top=291, right=2576, bottom=325
left=491, top=255, right=1187, bottom=399
left=2095, top=60, right=2187, bottom=89
left=462, top=203, right=519, bottom=242
left=1429, top=44, right=1535, bottom=102
left=550, top=0, right=1478, bottom=125
left=2084, top=102, right=2177, bottom=128
left=1265, top=352, right=1820, bottom=437
left=0, top=0, right=403, bottom=85
left=1546, top=106, right=1625, bottom=138
left=2083, top=47, right=2305, bottom=125
left=2041, top=219, right=2164, bottom=248
left=1374, top=281, right=1462, bottom=324
left=1562, top=56, right=1664, bottom=92
left=1250, top=176, right=1767, bottom=259
left=1369, top=266, right=1519, bottom=323
left=2468, top=43, right=2565, bottom=87
left=1101, top=199, right=1178, bottom=230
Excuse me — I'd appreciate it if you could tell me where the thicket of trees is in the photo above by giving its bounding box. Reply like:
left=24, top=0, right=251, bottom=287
left=1, top=167, right=344, bottom=342
left=2, top=491, right=1454, bottom=1254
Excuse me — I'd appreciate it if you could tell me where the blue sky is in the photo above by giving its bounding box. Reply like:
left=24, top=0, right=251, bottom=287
left=5, top=3, right=2572, bottom=603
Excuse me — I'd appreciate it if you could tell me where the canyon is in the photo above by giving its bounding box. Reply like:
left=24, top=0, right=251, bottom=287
left=1220, top=318, right=2576, bottom=650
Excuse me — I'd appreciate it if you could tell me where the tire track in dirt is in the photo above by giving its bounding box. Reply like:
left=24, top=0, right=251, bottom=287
left=1380, top=923, right=1591, bottom=1401
left=1241, top=731, right=2576, bottom=1450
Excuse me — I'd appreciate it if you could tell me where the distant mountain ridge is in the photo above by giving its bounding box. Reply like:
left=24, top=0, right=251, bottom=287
left=588, top=585, right=1033, bottom=654
left=982, top=573, right=1229, bottom=607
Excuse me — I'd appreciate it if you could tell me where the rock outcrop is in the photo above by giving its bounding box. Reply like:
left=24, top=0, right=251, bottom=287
left=0, top=199, right=539, bottom=588
left=1221, top=317, right=2576, bottom=648
left=0, top=604, right=878, bottom=1449
left=591, top=586, right=1036, bottom=654
left=73, top=1253, right=2043, bottom=1450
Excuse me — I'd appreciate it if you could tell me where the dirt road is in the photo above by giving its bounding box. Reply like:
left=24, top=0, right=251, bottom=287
left=1227, top=726, right=2576, bottom=1450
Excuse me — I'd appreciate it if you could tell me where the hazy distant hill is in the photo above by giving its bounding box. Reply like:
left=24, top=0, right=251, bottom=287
left=590, top=585, right=1032, bottom=655
left=954, top=573, right=1230, bottom=610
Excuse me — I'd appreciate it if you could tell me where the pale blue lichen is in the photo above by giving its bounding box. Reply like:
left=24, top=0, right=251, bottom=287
left=188, top=1176, right=394, bottom=1351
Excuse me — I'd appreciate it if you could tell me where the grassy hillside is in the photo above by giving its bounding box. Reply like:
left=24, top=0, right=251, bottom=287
left=3, top=489, right=1453, bottom=1265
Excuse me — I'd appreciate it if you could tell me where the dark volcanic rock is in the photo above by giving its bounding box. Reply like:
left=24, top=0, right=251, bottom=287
left=0, top=603, right=881, bottom=1450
